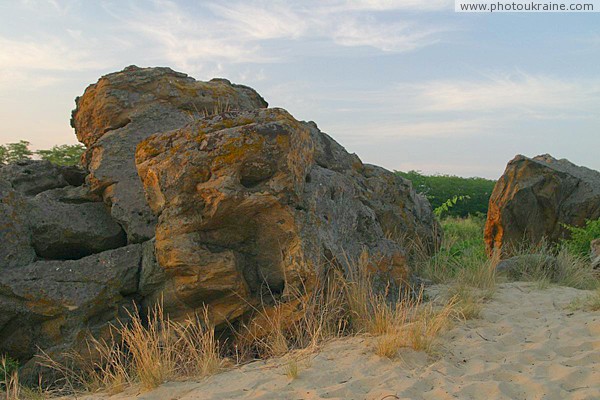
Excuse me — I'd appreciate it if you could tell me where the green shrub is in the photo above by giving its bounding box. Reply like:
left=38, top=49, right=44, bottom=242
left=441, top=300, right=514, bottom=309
left=562, top=218, right=600, bottom=257
left=434, top=195, right=470, bottom=218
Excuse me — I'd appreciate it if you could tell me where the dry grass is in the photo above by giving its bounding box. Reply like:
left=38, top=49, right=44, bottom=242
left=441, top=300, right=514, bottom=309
left=236, top=270, right=350, bottom=362
left=569, top=288, right=600, bottom=312
left=0, top=358, right=49, bottom=400
left=504, top=241, right=600, bottom=290
left=38, top=304, right=222, bottom=395
left=34, top=250, right=467, bottom=394
left=374, top=294, right=458, bottom=358
left=1, top=356, right=19, bottom=400
left=284, top=358, right=300, bottom=380
left=448, top=285, right=484, bottom=320
left=236, top=250, right=461, bottom=365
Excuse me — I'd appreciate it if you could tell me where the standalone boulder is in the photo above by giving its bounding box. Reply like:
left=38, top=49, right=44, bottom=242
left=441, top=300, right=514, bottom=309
left=485, top=154, right=600, bottom=255
left=136, top=108, right=440, bottom=324
left=71, top=66, right=268, bottom=243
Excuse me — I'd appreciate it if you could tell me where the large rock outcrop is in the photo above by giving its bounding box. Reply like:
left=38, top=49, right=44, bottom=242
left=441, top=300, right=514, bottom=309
left=1, top=66, right=439, bottom=373
left=71, top=66, right=268, bottom=243
left=136, top=108, right=440, bottom=324
left=485, top=154, right=600, bottom=255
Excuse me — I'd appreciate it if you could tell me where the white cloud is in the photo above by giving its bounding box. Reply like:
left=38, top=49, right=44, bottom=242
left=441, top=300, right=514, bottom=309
left=288, top=72, right=600, bottom=142
left=332, top=17, right=443, bottom=52
left=207, top=2, right=310, bottom=40
left=0, top=37, right=102, bottom=71
left=115, top=0, right=452, bottom=67
left=410, top=72, right=600, bottom=114
left=0, top=0, right=454, bottom=91
left=333, top=0, right=453, bottom=11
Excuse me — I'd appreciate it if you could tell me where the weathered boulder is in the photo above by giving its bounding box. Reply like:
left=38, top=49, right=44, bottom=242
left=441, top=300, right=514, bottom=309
left=591, top=239, right=600, bottom=270
left=0, top=245, right=142, bottom=364
left=136, top=108, right=440, bottom=324
left=485, top=154, right=600, bottom=256
left=0, top=159, right=86, bottom=196
left=0, top=179, right=36, bottom=268
left=27, top=190, right=127, bottom=259
left=71, top=66, right=268, bottom=243
left=0, top=160, right=128, bottom=263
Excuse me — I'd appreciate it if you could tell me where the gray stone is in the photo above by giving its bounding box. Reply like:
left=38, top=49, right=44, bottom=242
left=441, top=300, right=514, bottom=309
left=139, top=239, right=165, bottom=296
left=0, top=244, right=142, bottom=363
left=0, top=180, right=36, bottom=268
left=0, top=160, right=70, bottom=196
left=28, top=190, right=127, bottom=259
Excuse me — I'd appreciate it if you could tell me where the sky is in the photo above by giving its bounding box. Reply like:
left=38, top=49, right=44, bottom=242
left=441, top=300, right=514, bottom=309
left=0, top=0, right=599, bottom=179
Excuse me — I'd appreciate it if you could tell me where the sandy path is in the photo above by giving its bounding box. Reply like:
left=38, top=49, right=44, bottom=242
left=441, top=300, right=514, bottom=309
left=87, top=282, right=600, bottom=400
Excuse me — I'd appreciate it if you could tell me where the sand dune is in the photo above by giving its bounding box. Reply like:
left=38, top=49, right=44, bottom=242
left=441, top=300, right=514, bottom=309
left=84, top=282, right=600, bottom=400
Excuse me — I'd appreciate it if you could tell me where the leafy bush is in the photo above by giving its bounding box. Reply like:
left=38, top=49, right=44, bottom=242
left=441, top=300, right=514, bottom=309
left=396, top=170, right=496, bottom=217
left=562, top=218, right=600, bottom=257
left=434, top=195, right=470, bottom=218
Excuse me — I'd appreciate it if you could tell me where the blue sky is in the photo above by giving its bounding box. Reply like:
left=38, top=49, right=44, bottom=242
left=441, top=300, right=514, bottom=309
left=0, top=0, right=599, bottom=178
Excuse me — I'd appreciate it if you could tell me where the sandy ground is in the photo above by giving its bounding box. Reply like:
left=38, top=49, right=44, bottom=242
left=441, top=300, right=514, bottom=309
left=84, top=282, right=600, bottom=400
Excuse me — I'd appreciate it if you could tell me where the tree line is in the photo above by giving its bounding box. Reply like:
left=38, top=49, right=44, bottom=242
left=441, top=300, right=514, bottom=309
left=396, top=170, right=497, bottom=218
left=0, top=140, right=85, bottom=166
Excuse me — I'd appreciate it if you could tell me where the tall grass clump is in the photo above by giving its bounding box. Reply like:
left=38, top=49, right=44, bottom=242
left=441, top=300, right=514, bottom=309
left=374, top=292, right=459, bottom=358
left=39, top=303, right=223, bottom=394
left=501, top=240, right=599, bottom=290
left=1, top=356, right=19, bottom=400
left=237, top=252, right=460, bottom=363
left=569, top=288, right=600, bottom=312
left=236, top=265, right=359, bottom=362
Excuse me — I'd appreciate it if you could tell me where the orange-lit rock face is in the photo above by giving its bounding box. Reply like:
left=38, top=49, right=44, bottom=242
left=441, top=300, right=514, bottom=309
left=136, top=108, right=438, bottom=324
left=136, top=109, right=313, bottom=322
left=484, top=154, right=600, bottom=256
left=71, top=66, right=268, bottom=243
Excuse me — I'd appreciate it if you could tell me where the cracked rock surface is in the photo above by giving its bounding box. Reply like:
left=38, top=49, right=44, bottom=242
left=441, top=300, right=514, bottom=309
left=0, top=66, right=439, bottom=378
